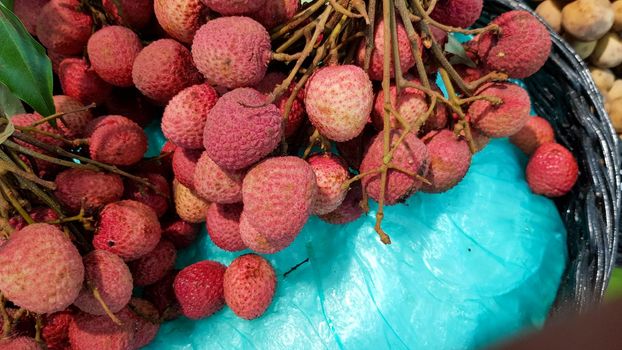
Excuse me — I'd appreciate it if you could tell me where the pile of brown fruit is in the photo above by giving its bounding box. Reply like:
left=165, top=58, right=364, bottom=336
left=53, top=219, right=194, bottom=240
left=0, top=0, right=579, bottom=349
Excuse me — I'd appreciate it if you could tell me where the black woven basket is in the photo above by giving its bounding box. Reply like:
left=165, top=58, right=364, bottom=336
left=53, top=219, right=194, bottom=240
left=478, top=0, right=622, bottom=313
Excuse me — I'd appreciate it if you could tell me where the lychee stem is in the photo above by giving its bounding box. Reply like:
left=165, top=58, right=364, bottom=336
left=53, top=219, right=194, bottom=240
left=302, top=129, right=321, bottom=159
left=351, top=0, right=370, bottom=24
left=329, top=0, right=363, bottom=19
left=15, top=125, right=82, bottom=147
left=363, top=0, right=377, bottom=72
left=4, top=139, right=99, bottom=171
left=29, top=103, right=96, bottom=128
left=271, top=0, right=325, bottom=40
left=395, top=0, right=430, bottom=87
left=271, top=52, right=303, bottom=62
left=466, top=71, right=509, bottom=91
left=0, top=177, right=33, bottom=224
left=90, top=285, right=123, bottom=326
left=439, top=68, right=477, bottom=154
left=0, top=294, right=10, bottom=338
left=0, top=159, right=56, bottom=190
left=275, top=21, right=316, bottom=53
left=34, top=314, right=42, bottom=344
left=458, top=95, right=503, bottom=105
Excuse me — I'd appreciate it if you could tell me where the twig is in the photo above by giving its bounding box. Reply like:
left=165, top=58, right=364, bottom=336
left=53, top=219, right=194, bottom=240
left=0, top=177, right=32, bottom=224
left=30, top=103, right=96, bottom=127
left=328, top=0, right=362, bottom=19
left=0, top=159, right=56, bottom=190
left=363, top=0, right=377, bottom=71
left=91, top=285, right=123, bottom=325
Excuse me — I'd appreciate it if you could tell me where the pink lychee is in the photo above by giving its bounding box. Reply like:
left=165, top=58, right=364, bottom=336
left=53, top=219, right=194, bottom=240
left=421, top=130, right=472, bottom=193
left=58, top=58, right=113, bottom=105
left=86, top=115, right=148, bottom=166
left=201, top=0, right=265, bottom=15
left=87, top=26, right=143, bottom=87
left=193, top=152, right=244, bottom=204
left=509, top=116, right=555, bottom=155
left=154, top=0, right=208, bottom=44
left=308, top=153, right=350, bottom=215
left=206, top=203, right=246, bottom=252
left=223, top=254, right=276, bottom=320
left=36, top=0, right=92, bottom=55
left=172, top=147, right=202, bottom=190
left=319, top=182, right=364, bottom=225
left=53, top=95, right=94, bottom=139
left=54, top=169, right=124, bottom=212
left=255, top=71, right=306, bottom=138
left=250, top=0, right=300, bottom=29
left=430, top=0, right=483, bottom=28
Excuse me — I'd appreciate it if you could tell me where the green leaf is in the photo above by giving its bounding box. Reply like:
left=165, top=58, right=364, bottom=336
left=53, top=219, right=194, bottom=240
left=0, top=82, right=25, bottom=118
left=0, top=2, right=54, bottom=116
left=0, top=0, right=13, bottom=10
left=446, top=34, right=476, bottom=68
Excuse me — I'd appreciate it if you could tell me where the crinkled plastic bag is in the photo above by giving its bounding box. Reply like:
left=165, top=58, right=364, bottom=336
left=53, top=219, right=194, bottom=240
left=143, top=124, right=566, bottom=350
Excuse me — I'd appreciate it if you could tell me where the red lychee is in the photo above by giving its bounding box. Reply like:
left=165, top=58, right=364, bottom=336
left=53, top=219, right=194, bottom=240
left=87, top=26, right=143, bottom=87
left=68, top=312, right=134, bottom=350
left=0, top=337, right=40, bottom=349
left=154, top=0, right=208, bottom=44
left=102, top=0, right=153, bottom=30
left=319, top=182, right=364, bottom=225
left=53, top=95, right=94, bottom=139
left=421, top=130, right=472, bottom=193
left=54, top=169, right=124, bottom=212
left=36, top=0, right=92, bottom=55
left=129, top=239, right=177, bottom=286
left=172, top=147, right=202, bottom=190
left=173, top=260, right=226, bottom=320
left=224, top=254, right=276, bottom=320
left=193, top=152, right=244, bottom=204
left=308, top=153, right=350, bottom=215
left=526, top=142, right=578, bottom=197
left=118, top=298, right=160, bottom=349
left=250, top=0, right=300, bottom=29
left=13, top=0, right=49, bottom=35
left=58, top=58, right=113, bottom=105
left=86, top=115, right=148, bottom=166
left=125, top=173, right=170, bottom=218
left=144, top=270, right=180, bottom=318
left=430, top=0, right=483, bottom=28
left=510, top=116, right=555, bottom=155
left=255, top=71, right=306, bottom=138
left=201, top=0, right=264, bottom=15
left=206, top=203, right=246, bottom=252
left=468, top=82, right=531, bottom=138
left=42, top=310, right=74, bottom=350
left=162, top=219, right=199, bottom=249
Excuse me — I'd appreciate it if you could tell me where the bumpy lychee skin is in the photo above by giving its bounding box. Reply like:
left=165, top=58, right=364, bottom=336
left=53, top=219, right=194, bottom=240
left=102, top=0, right=153, bottom=30
left=242, top=156, right=317, bottom=252
left=206, top=203, right=246, bottom=252
left=305, top=65, right=373, bottom=142
left=73, top=250, right=133, bottom=315
left=12, top=113, right=64, bottom=148
left=53, top=95, right=94, bottom=138
left=372, top=84, right=427, bottom=130
left=118, top=298, right=160, bottom=349
left=192, top=17, right=271, bottom=89
left=250, top=0, right=300, bottom=29
left=478, top=10, right=551, bottom=78
left=58, top=58, right=113, bottom=105
left=174, top=260, right=227, bottom=320
left=162, top=219, right=199, bottom=248
left=356, top=18, right=417, bottom=81
left=201, top=0, right=264, bottom=15
left=162, top=83, right=219, bottom=149
left=93, top=200, right=162, bottom=261
left=68, top=312, right=134, bottom=350
left=87, top=26, right=143, bottom=87
left=172, top=147, right=202, bottom=190
left=154, top=0, right=207, bottom=44
left=421, top=130, right=472, bottom=193
left=36, top=0, right=92, bottom=55
left=125, top=173, right=170, bottom=217
left=193, top=152, right=244, bottom=204
left=14, top=0, right=49, bottom=35
left=144, top=270, right=180, bottom=317
left=42, top=310, right=74, bottom=350
left=468, top=82, right=531, bottom=138
left=510, top=116, right=555, bottom=155
left=129, top=240, right=177, bottom=286
left=87, top=115, right=148, bottom=166
left=0, top=224, right=84, bottom=314
left=430, top=0, right=483, bottom=28
left=308, top=154, right=350, bottom=215
left=255, top=72, right=306, bottom=138
left=0, top=336, right=40, bottom=349
left=319, top=182, right=364, bottom=225
left=173, top=179, right=210, bottom=223
left=54, top=169, right=123, bottom=212
left=132, top=39, right=203, bottom=104
left=204, top=88, right=282, bottom=170
left=224, top=254, right=276, bottom=320
left=526, top=143, right=579, bottom=198
left=239, top=212, right=289, bottom=254
left=361, top=131, right=430, bottom=205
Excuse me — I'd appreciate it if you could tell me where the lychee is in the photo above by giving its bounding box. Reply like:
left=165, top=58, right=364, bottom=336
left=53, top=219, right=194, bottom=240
left=125, top=173, right=170, bottom=217
left=162, top=83, right=219, bottom=149
left=86, top=115, right=148, bottom=166
left=470, top=127, right=491, bottom=152
left=173, top=260, right=226, bottom=319
left=52, top=95, right=94, bottom=139
left=356, top=18, right=417, bottom=81
left=104, top=88, right=157, bottom=127
left=192, top=17, right=271, bottom=89
left=239, top=212, right=289, bottom=254
left=102, top=0, right=153, bottom=30
left=162, top=219, right=199, bottom=248
left=172, top=147, right=202, bottom=190
left=0, top=337, right=40, bottom=349
left=421, top=130, right=472, bottom=193
left=9, top=207, right=59, bottom=232
left=255, top=71, right=306, bottom=138
left=360, top=131, right=430, bottom=204
left=468, top=82, right=531, bottom=138
left=87, top=26, right=143, bottom=87
left=129, top=239, right=177, bottom=286
left=36, top=0, right=92, bottom=55
left=172, top=179, right=210, bottom=223
left=241, top=156, right=317, bottom=253
left=509, top=116, right=555, bottom=155
left=372, top=83, right=427, bottom=131
left=430, top=0, right=483, bottom=28
left=154, top=0, right=207, bottom=44
left=144, top=270, right=180, bottom=317
left=193, top=152, right=244, bottom=204
left=73, top=250, right=133, bottom=315
left=203, top=88, right=282, bottom=170
left=478, top=10, right=551, bottom=78
left=42, top=310, right=74, bottom=350
left=304, top=65, right=373, bottom=142
left=58, top=58, right=113, bottom=105
left=13, top=0, right=49, bottom=35
left=0, top=224, right=84, bottom=314
left=201, top=0, right=264, bottom=15
left=93, top=200, right=162, bottom=261
left=223, top=254, right=276, bottom=320
left=206, top=203, right=246, bottom=252
left=12, top=113, right=64, bottom=148
left=526, top=142, right=579, bottom=197
left=250, top=0, right=300, bottom=29
left=132, top=39, right=203, bottom=104
left=308, top=153, right=350, bottom=215
left=319, top=182, right=364, bottom=225
left=68, top=312, right=134, bottom=350
left=54, top=169, right=124, bottom=212
left=118, top=298, right=160, bottom=349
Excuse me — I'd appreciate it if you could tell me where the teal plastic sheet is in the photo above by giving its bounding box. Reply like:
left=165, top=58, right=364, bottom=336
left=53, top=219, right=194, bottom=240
left=143, top=124, right=567, bottom=350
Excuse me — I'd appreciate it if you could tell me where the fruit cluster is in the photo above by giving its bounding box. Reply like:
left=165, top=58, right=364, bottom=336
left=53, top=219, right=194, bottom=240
left=0, top=0, right=580, bottom=348
left=533, top=0, right=622, bottom=136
